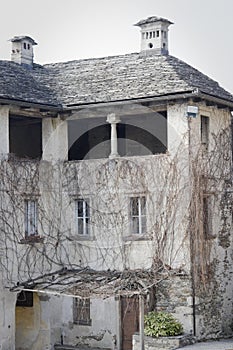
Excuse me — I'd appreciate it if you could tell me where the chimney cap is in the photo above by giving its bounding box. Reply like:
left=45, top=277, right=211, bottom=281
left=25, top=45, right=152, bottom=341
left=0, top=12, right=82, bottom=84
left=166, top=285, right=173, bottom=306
left=134, top=16, right=173, bottom=27
left=10, top=35, right=37, bottom=46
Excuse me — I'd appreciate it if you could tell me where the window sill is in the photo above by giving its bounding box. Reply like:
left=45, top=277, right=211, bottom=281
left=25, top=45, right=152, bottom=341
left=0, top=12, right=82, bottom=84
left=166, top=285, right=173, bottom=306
left=73, top=320, right=92, bottom=326
left=19, top=235, right=44, bottom=244
left=123, top=235, right=151, bottom=241
left=67, top=235, right=95, bottom=241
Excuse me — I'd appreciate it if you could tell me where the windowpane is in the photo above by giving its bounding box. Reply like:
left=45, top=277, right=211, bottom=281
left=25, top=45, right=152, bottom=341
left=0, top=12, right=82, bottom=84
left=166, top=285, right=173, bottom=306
left=25, top=200, right=38, bottom=236
left=130, top=197, right=146, bottom=235
left=78, top=200, right=84, bottom=216
left=73, top=298, right=91, bottom=325
left=131, top=217, right=139, bottom=234
left=131, top=198, right=139, bottom=216
left=140, top=197, right=146, bottom=215
left=76, top=199, right=90, bottom=235
left=78, top=219, right=84, bottom=235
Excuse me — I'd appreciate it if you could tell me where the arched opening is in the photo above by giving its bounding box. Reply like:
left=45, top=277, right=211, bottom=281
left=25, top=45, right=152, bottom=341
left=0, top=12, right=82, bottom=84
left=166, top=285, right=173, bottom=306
left=68, top=112, right=167, bottom=161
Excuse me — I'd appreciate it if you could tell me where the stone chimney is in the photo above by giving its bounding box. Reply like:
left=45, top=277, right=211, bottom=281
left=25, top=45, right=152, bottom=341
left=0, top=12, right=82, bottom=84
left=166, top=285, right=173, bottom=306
left=134, top=16, right=173, bottom=55
left=10, top=36, right=37, bottom=67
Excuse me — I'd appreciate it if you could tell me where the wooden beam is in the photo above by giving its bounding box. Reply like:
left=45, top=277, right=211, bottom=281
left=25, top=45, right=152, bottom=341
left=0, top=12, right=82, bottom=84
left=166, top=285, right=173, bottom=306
left=9, top=105, right=58, bottom=118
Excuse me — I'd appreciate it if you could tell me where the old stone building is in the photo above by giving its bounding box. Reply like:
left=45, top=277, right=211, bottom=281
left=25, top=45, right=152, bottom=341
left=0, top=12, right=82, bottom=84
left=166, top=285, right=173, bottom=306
left=0, top=16, right=232, bottom=350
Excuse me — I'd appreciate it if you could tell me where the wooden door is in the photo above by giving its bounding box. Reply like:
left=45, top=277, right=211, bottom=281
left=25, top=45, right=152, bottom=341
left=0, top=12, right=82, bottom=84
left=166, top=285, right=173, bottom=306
left=121, top=296, right=139, bottom=350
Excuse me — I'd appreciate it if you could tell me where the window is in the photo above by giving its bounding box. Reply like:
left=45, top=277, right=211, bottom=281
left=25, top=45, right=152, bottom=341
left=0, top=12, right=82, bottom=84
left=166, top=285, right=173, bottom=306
left=130, top=196, right=146, bottom=234
left=25, top=200, right=38, bottom=236
left=203, top=196, right=212, bottom=238
left=23, top=42, right=27, bottom=49
left=156, top=30, right=159, bottom=37
left=201, top=116, right=209, bottom=151
left=76, top=199, right=90, bottom=235
left=16, top=291, right=33, bottom=307
left=73, top=298, right=91, bottom=325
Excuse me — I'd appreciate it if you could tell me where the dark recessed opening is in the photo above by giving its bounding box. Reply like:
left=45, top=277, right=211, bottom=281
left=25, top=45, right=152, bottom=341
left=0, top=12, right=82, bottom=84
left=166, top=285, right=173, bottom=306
left=16, top=291, right=33, bottom=307
left=149, top=43, right=153, bottom=49
left=9, top=115, right=42, bottom=159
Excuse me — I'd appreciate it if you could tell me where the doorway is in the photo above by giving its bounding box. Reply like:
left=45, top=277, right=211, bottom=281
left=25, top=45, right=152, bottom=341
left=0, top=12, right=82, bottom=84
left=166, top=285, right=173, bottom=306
left=121, top=296, right=139, bottom=350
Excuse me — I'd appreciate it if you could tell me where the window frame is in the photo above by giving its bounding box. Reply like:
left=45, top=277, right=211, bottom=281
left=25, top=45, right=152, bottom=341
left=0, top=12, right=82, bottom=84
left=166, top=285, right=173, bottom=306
left=73, top=297, right=91, bottom=326
left=25, top=199, right=38, bottom=237
left=201, top=115, right=210, bottom=151
left=75, top=198, right=90, bottom=236
left=129, top=196, right=147, bottom=235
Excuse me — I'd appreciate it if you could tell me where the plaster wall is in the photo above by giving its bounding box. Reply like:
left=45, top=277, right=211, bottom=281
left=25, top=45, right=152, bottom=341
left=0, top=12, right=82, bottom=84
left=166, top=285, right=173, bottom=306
left=49, top=295, right=118, bottom=349
left=0, top=287, right=16, bottom=350
left=0, top=106, right=9, bottom=158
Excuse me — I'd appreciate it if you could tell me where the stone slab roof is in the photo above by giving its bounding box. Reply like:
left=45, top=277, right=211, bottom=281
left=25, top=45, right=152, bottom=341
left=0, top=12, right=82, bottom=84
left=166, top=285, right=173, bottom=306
left=1, top=53, right=233, bottom=108
left=0, top=60, right=59, bottom=107
left=134, top=16, right=173, bottom=26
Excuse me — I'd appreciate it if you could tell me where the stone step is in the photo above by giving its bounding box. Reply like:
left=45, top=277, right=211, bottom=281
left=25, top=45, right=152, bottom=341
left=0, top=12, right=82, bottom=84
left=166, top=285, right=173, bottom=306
left=54, top=344, right=111, bottom=350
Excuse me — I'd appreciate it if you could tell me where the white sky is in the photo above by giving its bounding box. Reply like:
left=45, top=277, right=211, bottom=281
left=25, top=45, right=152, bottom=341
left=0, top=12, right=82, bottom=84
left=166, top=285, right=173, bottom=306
left=1, top=0, right=233, bottom=94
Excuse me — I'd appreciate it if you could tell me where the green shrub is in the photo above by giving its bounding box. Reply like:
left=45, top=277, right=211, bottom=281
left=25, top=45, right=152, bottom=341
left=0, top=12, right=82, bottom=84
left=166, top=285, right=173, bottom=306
left=144, top=311, right=183, bottom=338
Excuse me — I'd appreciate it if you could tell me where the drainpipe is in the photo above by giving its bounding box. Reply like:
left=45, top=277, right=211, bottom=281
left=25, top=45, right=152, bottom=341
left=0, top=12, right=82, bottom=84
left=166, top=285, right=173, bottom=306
left=187, top=114, right=196, bottom=337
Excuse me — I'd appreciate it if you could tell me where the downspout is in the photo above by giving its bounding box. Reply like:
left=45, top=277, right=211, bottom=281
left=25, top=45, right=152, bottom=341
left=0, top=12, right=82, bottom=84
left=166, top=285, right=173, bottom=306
left=187, top=115, right=196, bottom=337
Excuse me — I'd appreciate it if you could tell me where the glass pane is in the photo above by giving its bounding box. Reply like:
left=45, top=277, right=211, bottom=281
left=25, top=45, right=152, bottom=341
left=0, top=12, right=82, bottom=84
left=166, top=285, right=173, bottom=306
left=140, top=197, right=146, bottom=215
left=131, top=217, right=139, bottom=234
left=141, top=216, right=146, bottom=234
left=85, top=218, right=89, bottom=235
left=78, top=219, right=84, bottom=235
left=77, top=200, right=84, bottom=216
left=85, top=200, right=90, bottom=217
left=131, top=198, right=139, bottom=215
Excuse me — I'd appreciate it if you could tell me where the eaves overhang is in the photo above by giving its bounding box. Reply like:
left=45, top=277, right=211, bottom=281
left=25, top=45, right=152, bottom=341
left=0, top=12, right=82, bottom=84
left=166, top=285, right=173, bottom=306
left=0, top=96, right=62, bottom=114
left=63, top=89, right=233, bottom=111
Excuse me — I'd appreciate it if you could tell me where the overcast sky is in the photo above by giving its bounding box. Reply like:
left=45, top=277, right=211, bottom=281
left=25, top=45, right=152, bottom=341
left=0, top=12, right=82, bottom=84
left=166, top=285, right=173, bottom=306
left=1, top=0, right=233, bottom=94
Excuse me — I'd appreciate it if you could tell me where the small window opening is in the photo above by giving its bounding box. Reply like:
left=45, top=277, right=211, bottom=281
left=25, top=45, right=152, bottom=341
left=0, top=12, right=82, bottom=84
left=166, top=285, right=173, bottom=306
left=201, top=116, right=209, bottom=151
left=153, top=31, right=155, bottom=38
left=76, top=199, right=90, bottom=235
left=148, top=43, right=153, bottom=49
left=156, top=30, right=159, bottom=37
left=146, top=32, right=149, bottom=39
left=149, top=32, right=152, bottom=39
left=25, top=200, right=38, bottom=237
left=163, top=43, right=166, bottom=49
left=27, top=44, right=30, bottom=50
left=130, top=196, right=146, bottom=235
left=23, top=42, right=27, bottom=50
left=73, top=298, right=91, bottom=325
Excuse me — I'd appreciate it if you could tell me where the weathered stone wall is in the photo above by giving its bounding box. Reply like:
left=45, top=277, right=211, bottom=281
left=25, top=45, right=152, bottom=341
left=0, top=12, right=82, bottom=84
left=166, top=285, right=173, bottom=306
left=156, top=274, right=194, bottom=335
left=132, top=334, right=195, bottom=350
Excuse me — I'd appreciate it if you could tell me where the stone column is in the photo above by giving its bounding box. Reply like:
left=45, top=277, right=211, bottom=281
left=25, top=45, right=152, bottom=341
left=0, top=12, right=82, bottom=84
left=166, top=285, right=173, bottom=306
left=107, top=113, right=121, bottom=159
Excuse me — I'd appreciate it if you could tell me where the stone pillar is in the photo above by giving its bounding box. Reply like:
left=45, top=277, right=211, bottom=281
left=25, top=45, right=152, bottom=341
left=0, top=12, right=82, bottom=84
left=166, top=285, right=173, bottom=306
left=42, top=115, right=68, bottom=161
left=0, top=106, right=9, bottom=159
left=107, top=113, right=121, bottom=159
left=38, top=293, right=51, bottom=350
